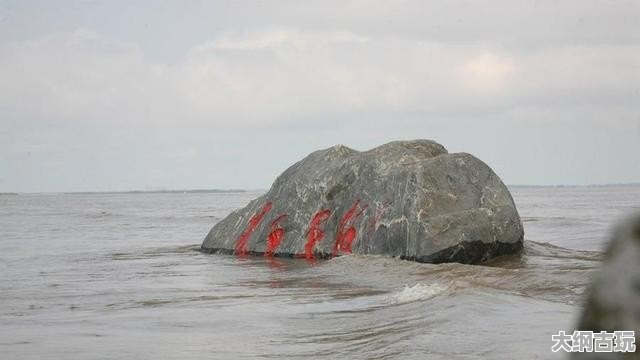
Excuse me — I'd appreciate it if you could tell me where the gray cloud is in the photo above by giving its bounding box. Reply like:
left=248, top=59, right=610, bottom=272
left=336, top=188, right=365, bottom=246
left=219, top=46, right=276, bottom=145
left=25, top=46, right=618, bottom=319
left=0, top=0, right=638, bottom=192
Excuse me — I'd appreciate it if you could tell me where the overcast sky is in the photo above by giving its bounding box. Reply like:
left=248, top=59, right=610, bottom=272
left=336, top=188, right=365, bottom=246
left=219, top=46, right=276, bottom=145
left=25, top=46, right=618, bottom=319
left=1, top=0, right=639, bottom=192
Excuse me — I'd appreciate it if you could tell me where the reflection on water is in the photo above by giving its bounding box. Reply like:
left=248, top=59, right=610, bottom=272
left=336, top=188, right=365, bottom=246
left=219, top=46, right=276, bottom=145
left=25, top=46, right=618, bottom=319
left=0, top=186, right=639, bottom=359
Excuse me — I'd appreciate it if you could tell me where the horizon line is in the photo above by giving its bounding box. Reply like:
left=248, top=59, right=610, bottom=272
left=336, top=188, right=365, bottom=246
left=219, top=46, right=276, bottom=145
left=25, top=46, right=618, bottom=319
left=2, top=182, right=640, bottom=195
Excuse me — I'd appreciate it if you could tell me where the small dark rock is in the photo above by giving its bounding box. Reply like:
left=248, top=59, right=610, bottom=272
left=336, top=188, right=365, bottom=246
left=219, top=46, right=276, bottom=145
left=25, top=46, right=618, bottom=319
left=575, top=213, right=640, bottom=359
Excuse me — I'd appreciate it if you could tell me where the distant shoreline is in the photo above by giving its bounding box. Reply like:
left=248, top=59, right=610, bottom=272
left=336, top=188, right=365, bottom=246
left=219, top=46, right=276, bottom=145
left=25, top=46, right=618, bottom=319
left=2, top=184, right=639, bottom=195
left=508, top=183, right=640, bottom=189
left=62, top=189, right=253, bottom=195
left=0, top=189, right=254, bottom=195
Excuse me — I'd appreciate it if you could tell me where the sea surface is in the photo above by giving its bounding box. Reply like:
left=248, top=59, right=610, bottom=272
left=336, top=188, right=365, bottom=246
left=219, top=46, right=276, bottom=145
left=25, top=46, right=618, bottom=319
left=1, top=186, right=640, bottom=359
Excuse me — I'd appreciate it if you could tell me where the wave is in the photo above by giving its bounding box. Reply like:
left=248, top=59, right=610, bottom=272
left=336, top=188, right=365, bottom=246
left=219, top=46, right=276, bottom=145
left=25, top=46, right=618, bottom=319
left=109, top=244, right=201, bottom=260
left=388, top=283, right=449, bottom=304
left=82, top=211, right=123, bottom=219
left=522, top=240, right=602, bottom=261
left=305, top=241, right=601, bottom=305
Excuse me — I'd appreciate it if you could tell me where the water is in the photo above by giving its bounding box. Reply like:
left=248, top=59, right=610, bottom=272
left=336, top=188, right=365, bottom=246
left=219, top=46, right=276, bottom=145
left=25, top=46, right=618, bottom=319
left=1, top=186, right=639, bottom=359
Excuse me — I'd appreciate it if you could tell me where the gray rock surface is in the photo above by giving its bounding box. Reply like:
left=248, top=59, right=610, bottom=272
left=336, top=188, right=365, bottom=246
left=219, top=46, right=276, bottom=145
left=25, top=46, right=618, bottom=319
left=575, top=213, right=640, bottom=358
left=201, top=140, right=524, bottom=263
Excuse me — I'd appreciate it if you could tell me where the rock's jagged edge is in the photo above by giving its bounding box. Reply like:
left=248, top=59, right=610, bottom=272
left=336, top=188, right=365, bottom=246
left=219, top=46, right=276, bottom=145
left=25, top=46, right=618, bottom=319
left=201, top=139, right=524, bottom=264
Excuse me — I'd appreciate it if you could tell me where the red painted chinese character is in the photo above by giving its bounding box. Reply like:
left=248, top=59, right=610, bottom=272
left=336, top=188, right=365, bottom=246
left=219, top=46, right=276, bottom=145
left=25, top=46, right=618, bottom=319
left=265, top=214, right=287, bottom=257
left=333, top=200, right=368, bottom=256
left=303, top=209, right=332, bottom=259
left=234, top=202, right=272, bottom=256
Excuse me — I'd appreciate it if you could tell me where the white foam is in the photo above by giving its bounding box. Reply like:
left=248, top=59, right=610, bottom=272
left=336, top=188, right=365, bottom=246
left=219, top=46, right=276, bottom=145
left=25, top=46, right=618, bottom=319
left=388, top=283, right=448, bottom=305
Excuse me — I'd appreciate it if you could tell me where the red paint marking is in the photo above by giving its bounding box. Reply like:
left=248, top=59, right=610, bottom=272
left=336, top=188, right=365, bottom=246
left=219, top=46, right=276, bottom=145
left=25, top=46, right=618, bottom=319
left=265, top=214, right=287, bottom=256
left=303, top=209, right=332, bottom=259
left=234, top=202, right=273, bottom=256
left=333, top=200, right=368, bottom=256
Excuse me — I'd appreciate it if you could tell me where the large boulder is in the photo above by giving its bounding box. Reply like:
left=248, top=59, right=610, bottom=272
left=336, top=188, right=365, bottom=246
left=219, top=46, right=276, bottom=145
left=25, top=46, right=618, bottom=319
left=201, top=140, right=524, bottom=264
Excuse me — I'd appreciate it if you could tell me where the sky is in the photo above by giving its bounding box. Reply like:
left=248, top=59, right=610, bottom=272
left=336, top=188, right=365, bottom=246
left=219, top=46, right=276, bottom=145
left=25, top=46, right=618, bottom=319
left=0, top=0, right=639, bottom=192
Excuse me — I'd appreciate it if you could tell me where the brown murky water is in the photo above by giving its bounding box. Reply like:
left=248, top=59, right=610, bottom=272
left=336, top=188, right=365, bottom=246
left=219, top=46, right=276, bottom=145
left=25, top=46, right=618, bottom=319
left=1, top=186, right=639, bottom=359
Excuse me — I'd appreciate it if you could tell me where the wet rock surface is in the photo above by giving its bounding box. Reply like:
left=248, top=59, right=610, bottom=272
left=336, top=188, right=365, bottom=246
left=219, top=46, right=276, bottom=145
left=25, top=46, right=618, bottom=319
left=201, top=140, right=524, bottom=263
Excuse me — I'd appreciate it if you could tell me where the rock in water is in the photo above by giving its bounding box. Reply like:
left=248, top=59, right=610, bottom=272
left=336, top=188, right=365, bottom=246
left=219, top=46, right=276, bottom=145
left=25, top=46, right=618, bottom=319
left=575, top=213, right=640, bottom=357
left=201, top=140, right=524, bottom=263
